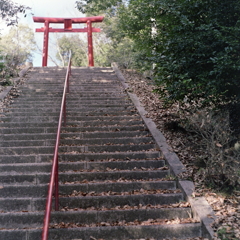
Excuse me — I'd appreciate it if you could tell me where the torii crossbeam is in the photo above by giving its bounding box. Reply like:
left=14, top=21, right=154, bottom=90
left=33, top=16, right=104, bottom=67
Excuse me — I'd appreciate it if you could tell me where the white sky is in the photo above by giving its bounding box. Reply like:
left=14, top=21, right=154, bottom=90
left=1, top=0, right=85, bottom=66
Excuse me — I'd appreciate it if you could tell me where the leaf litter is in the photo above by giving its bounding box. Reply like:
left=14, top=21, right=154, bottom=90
left=121, top=68, right=240, bottom=240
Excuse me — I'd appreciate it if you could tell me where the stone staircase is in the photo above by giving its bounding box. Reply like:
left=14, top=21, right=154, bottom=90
left=0, top=67, right=205, bottom=239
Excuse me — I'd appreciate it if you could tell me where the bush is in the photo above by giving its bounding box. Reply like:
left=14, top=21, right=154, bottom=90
left=0, top=54, right=22, bottom=84
left=183, top=108, right=240, bottom=191
left=152, top=0, right=240, bottom=109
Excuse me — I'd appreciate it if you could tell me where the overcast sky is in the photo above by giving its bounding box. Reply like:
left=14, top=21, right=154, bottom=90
left=1, top=0, right=85, bottom=66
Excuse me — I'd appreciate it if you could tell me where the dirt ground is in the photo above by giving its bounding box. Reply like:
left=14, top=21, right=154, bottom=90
left=120, top=69, right=240, bottom=240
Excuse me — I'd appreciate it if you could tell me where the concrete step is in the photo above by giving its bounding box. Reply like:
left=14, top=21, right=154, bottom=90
left=21, top=81, right=114, bottom=85
left=0, top=151, right=160, bottom=164
left=0, top=193, right=184, bottom=212
left=0, top=143, right=156, bottom=155
left=8, top=96, right=130, bottom=102
left=1, top=115, right=141, bottom=122
left=0, top=136, right=152, bottom=147
left=15, top=87, right=124, bottom=91
left=5, top=104, right=133, bottom=109
left=0, top=180, right=174, bottom=197
left=0, top=207, right=192, bottom=229
left=27, top=88, right=125, bottom=92
left=14, top=96, right=128, bottom=101
left=5, top=102, right=133, bottom=109
left=0, top=125, right=146, bottom=134
left=0, top=159, right=165, bottom=173
left=0, top=223, right=202, bottom=240
left=14, top=92, right=126, bottom=97
left=0, top=169, right=169, bottom=185
left=3, top=109, right=137, bottom=116
left=0, top=130, right=150, bottom=141
left=0, top=119, right=143, bottom=128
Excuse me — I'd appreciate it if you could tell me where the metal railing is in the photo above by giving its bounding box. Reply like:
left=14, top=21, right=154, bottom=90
left=42, top=52, right=72, bottom=240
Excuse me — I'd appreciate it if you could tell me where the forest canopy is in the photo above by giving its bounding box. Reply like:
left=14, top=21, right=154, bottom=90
left=0, top=0, right=29, bottom=27
left=76, top=0, right=240, bottom=108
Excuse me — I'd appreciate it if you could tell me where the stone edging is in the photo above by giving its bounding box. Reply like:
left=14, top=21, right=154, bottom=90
left=0, top=66, right=31, bottom=101
left=112, top=62, right=216, bottom=239
left=0, top=86, right=12, bottom=101
left=18, top=66, right=32, bottom=78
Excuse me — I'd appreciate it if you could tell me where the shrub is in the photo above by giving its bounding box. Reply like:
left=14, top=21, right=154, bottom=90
left=184, top=109, right=240, bottom=191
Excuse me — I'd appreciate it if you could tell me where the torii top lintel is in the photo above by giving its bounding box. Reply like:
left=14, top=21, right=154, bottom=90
left=33, top=16, right=104, bottom=67
left=33, top=16, right=104, bottom=24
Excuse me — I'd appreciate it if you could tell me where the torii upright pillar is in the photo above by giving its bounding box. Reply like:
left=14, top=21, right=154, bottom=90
left=33, top=16, right=104, bottom=67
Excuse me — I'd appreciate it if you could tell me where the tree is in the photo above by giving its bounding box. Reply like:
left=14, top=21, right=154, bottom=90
left=91, top=29, right=112, bottom=67
left=0, top=0, right=30, bottom=27
left=153, top=0, right=240, bottom=107
left=76, top=0, right=125, bottom=16
left=0, top=24, right=36, bottom=79
left=56, top=35, right=88, bottom=67
left=0, top=1, right=31, bottom=80
left=0, top=24, right=36, bottom=65
left=115, top=0, right=240, bottom=108
left=76, top=0, right=148, bottom=69
left=76, top=0, right=240, bottom=134
left=80, top=0, right=240, bottom=107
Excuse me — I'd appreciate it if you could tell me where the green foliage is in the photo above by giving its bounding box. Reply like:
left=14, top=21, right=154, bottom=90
left=150, top=0, right=240, bottom=107
left=91, top=23, right=147, bottom=69
left=76, top=0, right=127, bottom=16
left=0, top=24, right=36, bottom=80
left=217, top=226, right=238, bottom=240
left=0, top=1, right=31, bottom=80
left=76, top=1, right=149, bottom=69
left=127, top=0, right=239, bottom=105
left=81, top=0, right=240, bottom=107
left=56, top=35, right=87, bottom=67
left=0, top=0, right=30, bottom=26
left=0, top=77, right=12, bottom=86
left=0, top=57, right=4, bottom=72
left=105, top=38, right=136, bottom=68
left=0, top=24, right=36, bottom=64
left=76, top=0, right=240, bottom=107
left=117, top=1, right=155, bottom=56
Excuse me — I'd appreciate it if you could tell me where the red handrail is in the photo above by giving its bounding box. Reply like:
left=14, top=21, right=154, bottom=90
left=42, top=52, right=72, bottom=240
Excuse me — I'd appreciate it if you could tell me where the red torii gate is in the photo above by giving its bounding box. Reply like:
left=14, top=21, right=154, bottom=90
left=33, top=16, right=104, bottom=67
